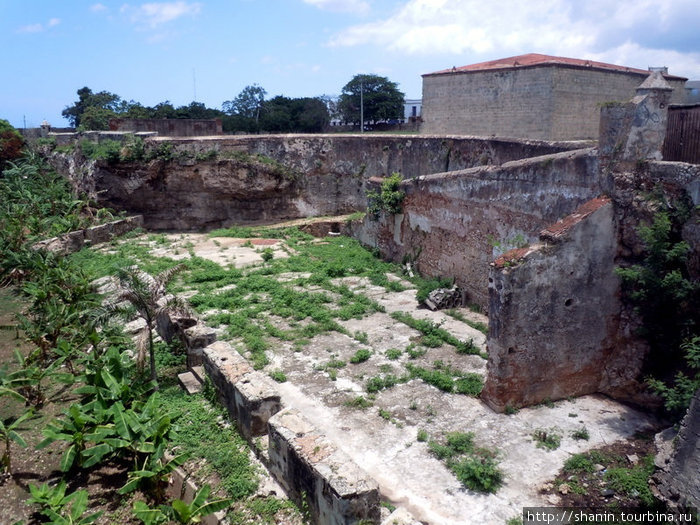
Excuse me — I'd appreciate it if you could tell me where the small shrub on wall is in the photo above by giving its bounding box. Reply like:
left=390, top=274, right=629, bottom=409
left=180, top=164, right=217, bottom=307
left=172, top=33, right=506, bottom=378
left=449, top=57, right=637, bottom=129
left=366, top=172, right=405, bottom=217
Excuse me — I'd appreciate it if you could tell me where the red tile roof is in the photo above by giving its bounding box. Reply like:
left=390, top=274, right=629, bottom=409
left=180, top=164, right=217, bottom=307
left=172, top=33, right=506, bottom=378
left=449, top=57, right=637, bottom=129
left=424, top=53, right=686, bottom=80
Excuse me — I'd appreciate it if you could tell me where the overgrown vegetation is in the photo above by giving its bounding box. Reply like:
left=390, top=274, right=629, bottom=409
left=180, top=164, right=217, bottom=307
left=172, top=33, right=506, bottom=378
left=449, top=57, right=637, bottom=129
left=366, top=172, right=405, bottom=217
left=558, top=445, right=661, bottom=509
left=615, top=200, right=699, bottom=419
left=390, top=311, right=480, bottom=356
left=0, top=147, right=302, bottom=524
left=0, top=119, right=24, bottom=167
left=426, top=431, right=503, bottom=493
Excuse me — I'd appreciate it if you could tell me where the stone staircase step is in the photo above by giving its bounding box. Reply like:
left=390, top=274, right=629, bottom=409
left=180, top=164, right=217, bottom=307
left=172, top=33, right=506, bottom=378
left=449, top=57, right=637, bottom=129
left=177, top=371, right=202, bottom=394
left=191, top=365, right=206, bottom=383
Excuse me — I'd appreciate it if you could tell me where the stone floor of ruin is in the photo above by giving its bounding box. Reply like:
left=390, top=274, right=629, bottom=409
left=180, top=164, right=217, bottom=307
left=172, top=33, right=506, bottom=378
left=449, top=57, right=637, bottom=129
left=141, top=230, right=657, bottom=525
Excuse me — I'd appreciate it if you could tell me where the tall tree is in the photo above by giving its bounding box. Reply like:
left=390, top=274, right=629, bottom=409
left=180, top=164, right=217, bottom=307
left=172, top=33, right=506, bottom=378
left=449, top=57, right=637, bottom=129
left=222, top=84, right=267, bottom=124
left=62, top=87, right=122, bottom=129
left=338, top=74, right=404, bottom=126
left=259, top=96, right=329, bottom=133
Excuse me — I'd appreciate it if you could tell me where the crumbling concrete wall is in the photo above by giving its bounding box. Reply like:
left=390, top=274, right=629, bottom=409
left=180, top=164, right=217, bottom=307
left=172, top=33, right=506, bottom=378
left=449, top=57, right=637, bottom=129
left=480, top=198, right=640, bottom=410
left=351, top=148, right=600, bottom=308
left=109, top=118, right=222, bottom=136
left=202, top=341, right=281, bottom=441
left=50, top=134, right=586, bottom=231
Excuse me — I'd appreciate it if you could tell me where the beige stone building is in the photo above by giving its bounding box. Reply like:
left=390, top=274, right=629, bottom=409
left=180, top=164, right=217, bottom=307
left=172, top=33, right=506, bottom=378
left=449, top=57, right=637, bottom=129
left=420, top=53, right=687, bottom=141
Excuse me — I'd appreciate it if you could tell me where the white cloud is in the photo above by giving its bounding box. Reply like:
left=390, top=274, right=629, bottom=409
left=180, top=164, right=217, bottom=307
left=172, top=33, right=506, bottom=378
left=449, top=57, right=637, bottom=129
left=90, top=3, right=109, bottom=12
left=17, top=18, right=61, bottom=34
left=303, top=0, right=370, bottom=15
left=17, top=23, right=44, bottom=34
left=123, top=1, right=202, bottom=28
left=327, top=0, right=700, bottom=78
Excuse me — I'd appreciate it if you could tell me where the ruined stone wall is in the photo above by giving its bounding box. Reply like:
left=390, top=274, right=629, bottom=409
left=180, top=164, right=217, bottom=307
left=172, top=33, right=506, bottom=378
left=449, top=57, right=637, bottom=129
left=481, top=158, right=699, bottom=410
left=351, top=148, right=600, bottom=308
left=421, top=65, right=686, bottom=140
left=54, top=134, right=582, bottom=231
left=653, top=389, right=700, bottom=509
left=481, top=198, right=636, bottom=410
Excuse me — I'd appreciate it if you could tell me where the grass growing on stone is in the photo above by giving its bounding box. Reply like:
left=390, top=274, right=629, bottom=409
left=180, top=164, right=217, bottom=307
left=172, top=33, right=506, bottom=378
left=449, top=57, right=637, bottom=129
left=176, top=232, right=406, bottom=368
left=390, top=311, right=480, bottom=355
left=427, top=432, right=503, bottom=493
left=445, top=309, right=488, bottom=335
left=405, top=361, right=483, bottom=396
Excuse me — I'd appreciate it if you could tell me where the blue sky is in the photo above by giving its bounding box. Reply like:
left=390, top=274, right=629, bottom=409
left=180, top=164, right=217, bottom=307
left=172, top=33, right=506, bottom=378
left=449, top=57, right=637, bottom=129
left=2, top=0, right=699, bottom=128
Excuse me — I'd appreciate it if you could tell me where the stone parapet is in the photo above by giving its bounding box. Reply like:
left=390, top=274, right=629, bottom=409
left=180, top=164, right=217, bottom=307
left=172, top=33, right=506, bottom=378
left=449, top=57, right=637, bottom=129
left=202, top=341, right=281, bottom=440
left=31, top=215, right=143, bottom=255
left=267, top=408, right=380, bottom=525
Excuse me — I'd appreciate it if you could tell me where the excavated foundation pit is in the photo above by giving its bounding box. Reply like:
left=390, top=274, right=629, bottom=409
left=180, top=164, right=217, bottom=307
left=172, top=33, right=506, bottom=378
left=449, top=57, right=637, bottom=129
left=108, top=226, right=659, bottom=525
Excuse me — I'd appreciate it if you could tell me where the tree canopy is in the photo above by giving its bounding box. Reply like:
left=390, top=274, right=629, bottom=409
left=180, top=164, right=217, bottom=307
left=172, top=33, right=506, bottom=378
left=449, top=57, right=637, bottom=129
left=338, top=74, right=404, bottom=126
left=0, top=119, right=24, bottom=167
left=222, top=84, right=267, bottom=121
left=61, top=87, right=122, bottom=129
left=61, top=84, right=330, bottom=133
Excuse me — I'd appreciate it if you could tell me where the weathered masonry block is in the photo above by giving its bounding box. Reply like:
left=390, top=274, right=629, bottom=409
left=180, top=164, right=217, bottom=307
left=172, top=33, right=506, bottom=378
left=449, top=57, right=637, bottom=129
left=202, top=341, right=281, bottom=440
left=31, top=215, right=143, bottom=255
left=267, top=408, right=381, bottom=525
left=482, top=197, right=635, bottom=410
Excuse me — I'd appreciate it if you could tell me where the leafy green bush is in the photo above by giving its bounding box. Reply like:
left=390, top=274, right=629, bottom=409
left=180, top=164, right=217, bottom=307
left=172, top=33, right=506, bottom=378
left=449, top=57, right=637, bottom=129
left=269, top=370, right=287, bottom=382
left=366, top=172, right=405, bottom=217
left=80, top=138, right=122, bottom=163
left=449, top=453, right=503, bottom=493
left=415, top=276, right=453, bottom=304
left=604, top=455, right=656, bottom=506
left=0, top=119, right=24, bottom=166
left=615, top=205, right=698, bottom=419
left=428, top=431, right=502, bottom=493
left=563, top=453, right=595, bottom=473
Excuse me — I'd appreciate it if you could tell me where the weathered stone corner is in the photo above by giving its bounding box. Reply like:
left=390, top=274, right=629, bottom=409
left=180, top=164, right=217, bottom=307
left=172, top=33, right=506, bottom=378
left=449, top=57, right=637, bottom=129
left=267, top=408, right=381, bottom=525
left=598, top=70, right=673, bottom=165
left=482, top=197, right=625, bottom=411
left=202, top=341, right=281, bottom=440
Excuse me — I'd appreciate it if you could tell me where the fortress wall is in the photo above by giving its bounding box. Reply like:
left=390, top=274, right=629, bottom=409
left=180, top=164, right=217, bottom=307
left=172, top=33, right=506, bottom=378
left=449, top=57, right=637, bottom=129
left=351, top=148, right=600, bottom=308
left=54, top=134, right=584, bottom=231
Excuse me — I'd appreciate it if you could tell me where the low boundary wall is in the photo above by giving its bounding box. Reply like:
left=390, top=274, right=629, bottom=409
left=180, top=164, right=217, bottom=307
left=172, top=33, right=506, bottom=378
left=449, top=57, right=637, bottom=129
left=162, top=307, right=384, bottom=525
left=31, top=216, right=143, bottom=255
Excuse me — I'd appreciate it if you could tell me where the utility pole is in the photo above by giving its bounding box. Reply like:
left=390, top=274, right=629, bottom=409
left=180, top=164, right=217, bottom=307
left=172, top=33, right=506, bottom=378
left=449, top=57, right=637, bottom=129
left=360, top=80, right=364, bottom=133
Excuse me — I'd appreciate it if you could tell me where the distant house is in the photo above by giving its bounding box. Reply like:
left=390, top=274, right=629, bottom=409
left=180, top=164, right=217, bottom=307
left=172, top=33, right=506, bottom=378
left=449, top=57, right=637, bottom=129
left=403, top=99, right=422, bottom=121
left=420, top=53, right=687, bottom=141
